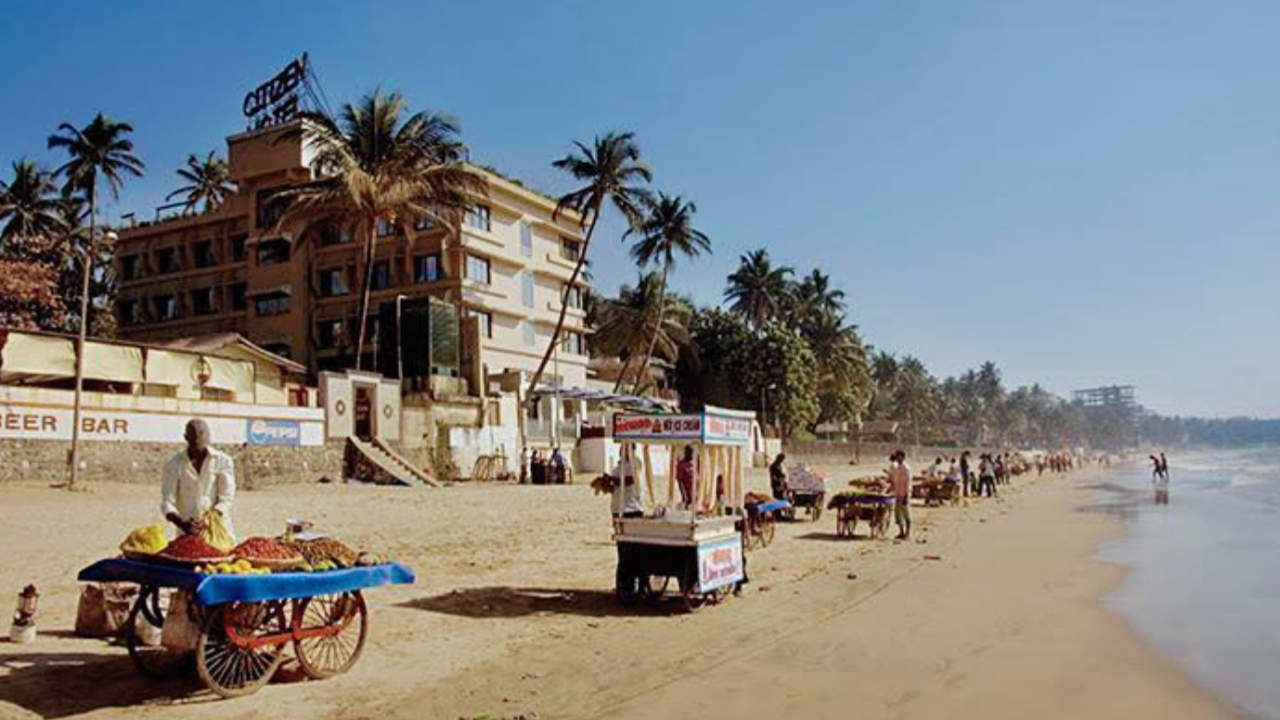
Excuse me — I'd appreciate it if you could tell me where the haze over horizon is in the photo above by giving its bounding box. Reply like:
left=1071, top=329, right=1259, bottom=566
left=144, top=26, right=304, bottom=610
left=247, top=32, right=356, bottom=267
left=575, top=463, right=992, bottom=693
left=2, top=0, right=1277, bottom=418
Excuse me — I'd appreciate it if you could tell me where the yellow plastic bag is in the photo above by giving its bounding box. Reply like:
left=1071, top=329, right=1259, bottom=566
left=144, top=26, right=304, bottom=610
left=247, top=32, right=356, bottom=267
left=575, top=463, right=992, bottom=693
left=200, top=510, right=235, bottom=554
left=120, top=524, right=167, bottom=555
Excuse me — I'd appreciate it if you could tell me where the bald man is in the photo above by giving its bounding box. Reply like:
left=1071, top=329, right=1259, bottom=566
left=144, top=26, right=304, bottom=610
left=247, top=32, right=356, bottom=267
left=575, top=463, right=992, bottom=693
left=161, top=418, right=236, bottom=539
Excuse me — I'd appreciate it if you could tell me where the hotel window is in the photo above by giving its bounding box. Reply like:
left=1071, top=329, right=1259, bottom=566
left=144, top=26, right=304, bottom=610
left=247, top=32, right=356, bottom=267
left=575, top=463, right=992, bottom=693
left=255, top=294, right=291, bottom=317
left=466, top=255, right=491, bottom=285
left=476, top=311, right=493, bottom=339
left=318, top=224, right=346, bottom=247
left=317, top=318, right=345, bottom=349
left=414, top=254, right=441, bottom=283
left=231, top=233, right=248, bottom=261
left=319, top=267, right=349, bottom=297
left=564, top=284, right=582, bottom=309
left=465, top=205, right=491, bottom=232
left=256, top=189, right=289, bottom=229
left=154, top=294, right=177, bottom=321
left=522, top=320, right=536, bottom=347
left=118, top=299, right=137, bottom=325
left=414, top=214, right=437, bottom=231
left=563, top=331, right=584, bottom=356
left=376, top=218, right=400, bottom=237
left=256, top=237, right=290, bottom=266
left=559, top=237, right=581, bottom=262
left=193, top=240, right=216, bottom=268
left=192, top=287, right=216, bottom=316
left=371, top=260, right=392, bottom=290
left=521, top=272, right=535, bottom=308
left=156, top=247, right=178, bottom=274
left=121, top=255, right=139, bottom=281
left=520, top=222, right=533, bottom=257
left=230, top=282, right=247, bottom=311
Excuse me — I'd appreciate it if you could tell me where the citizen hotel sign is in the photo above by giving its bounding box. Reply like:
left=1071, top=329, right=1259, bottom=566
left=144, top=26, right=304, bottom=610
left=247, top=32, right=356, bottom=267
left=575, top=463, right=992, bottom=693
left=0, top=404, right=322, bottom=446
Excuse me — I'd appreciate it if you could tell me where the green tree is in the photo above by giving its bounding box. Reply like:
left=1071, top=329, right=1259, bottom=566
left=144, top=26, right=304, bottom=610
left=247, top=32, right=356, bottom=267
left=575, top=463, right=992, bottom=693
left=526, top=132, right=652, bottom=402
left=48, top=113, right=144, bottom=489
left=0, top=259, right=69, bottom=330
left=0, top=159, right=67, bottom=257
left=866, top=351, right=900, bottom=421
left=593, top=272, right=691, bottom=393
left=675, top=308, right=755, bottom=412
left=166, top=151, right=235, bottom=214
left=724, top=248, right=792, bottom=331
left=278, top=89, right=480, bottom=369
left=892, top=355, right=938, bottom=447
left=625, top=192, right=710, bottom=393
left=789, top=268, right=845, bottom=331
left=801, top=308, right=871, bottom=426
left=744, top=323, right=819, bottom=438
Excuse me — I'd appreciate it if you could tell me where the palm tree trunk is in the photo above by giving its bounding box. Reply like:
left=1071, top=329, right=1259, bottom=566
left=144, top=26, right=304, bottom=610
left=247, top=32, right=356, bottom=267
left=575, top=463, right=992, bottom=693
left=353, top=219, right=378, bottom=371
left=630, top=264, right=669, bottom=396
left=523, top=212, right=598, bottom=406
left=612, top=354, right=635, bottom=393
left=67, top=182, right=96, bottom=490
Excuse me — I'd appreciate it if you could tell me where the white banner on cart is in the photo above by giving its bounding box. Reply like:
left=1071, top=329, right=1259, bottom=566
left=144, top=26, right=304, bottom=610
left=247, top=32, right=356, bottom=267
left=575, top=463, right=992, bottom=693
left=613, top=413, right=703, bottom=441
left=697, top=536, right=744, bottom=593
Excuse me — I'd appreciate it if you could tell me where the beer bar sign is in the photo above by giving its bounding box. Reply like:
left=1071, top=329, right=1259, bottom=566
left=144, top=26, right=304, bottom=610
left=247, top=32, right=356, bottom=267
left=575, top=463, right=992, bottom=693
left=243, top=53, right=308, bottom=132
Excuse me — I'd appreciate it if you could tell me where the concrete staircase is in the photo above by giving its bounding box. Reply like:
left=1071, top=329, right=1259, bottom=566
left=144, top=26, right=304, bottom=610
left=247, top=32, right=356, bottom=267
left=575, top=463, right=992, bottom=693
left=346, top=437, right=437, bottom=487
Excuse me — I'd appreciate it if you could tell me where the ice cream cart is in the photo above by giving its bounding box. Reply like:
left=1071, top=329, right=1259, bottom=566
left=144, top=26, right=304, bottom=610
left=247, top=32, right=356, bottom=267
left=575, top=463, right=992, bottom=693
left=610, top=406, right=754, bottom=611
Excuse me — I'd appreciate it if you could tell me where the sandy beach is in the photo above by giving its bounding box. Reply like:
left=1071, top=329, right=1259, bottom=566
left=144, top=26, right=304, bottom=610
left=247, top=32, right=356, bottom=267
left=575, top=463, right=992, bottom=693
left=0, top=464, right=1241, bottom=720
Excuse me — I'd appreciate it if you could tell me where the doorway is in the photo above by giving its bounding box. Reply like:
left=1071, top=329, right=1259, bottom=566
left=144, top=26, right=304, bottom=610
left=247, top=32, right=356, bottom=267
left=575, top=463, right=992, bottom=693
left=354, top=383, right=375, bottom=440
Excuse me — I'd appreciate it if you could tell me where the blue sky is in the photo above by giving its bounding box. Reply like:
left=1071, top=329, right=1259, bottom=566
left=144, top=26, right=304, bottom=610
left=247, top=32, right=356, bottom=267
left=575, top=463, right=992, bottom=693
left=3, top=0, right=1277, bottom=417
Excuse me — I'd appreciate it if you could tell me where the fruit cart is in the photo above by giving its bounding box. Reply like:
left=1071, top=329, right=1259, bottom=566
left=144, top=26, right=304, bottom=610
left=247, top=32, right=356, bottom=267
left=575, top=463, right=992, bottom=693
left=611, top=406, right=754, bottom=612
left=77, top=558, right=414, bottom=698
left=829, top=491, right=895, bottom=539
left=743, top=497, right=788, bottom=549
left=781, top=464, right=827, bottom=521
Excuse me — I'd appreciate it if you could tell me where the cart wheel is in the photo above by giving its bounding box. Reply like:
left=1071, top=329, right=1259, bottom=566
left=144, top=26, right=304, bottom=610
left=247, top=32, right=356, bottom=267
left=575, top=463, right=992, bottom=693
left=742, top=521, right=759, bottom=551
left=196, top=601, right=288, bottom=698
left=676, top=574, right=705, bottom=613
left=641, top=575, right=670, bottom=602
left=760, top=516, right=776, bottom=547
left=125, top=587, right=190, bottom=679
left=294, top=592, right=368, bottom=679
left=709, top=584, right=734, bottom=605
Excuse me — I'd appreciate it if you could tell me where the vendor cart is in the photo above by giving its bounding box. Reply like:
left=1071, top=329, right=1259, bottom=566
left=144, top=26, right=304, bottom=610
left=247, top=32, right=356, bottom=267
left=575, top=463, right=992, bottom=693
left=828, top=492, right=895, bottom=539
left=78, top=558, right=414, bottom=698
left=781, top=464, right=827, bottom=521
left=610, top=406, right=755, bottom=612
left=743, top=498, right=788, bottom=549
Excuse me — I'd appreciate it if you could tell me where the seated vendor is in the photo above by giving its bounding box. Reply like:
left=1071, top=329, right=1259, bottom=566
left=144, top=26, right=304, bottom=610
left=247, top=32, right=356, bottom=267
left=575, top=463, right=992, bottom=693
left=610, top=443, right=645, bottom=519
left=161, top=418, right=236, bottom=539
left=676, top=445, right=696, bottom=507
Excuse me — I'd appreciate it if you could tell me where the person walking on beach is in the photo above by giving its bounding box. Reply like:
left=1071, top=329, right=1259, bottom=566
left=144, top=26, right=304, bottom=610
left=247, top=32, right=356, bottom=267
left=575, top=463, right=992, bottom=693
left=978, top=453, right=997, bottom=497
left=769, top=453, right=788, bottom=500
left=888, top=450, right=913, bottom=540
left=960, top=451, right=973, bottom=497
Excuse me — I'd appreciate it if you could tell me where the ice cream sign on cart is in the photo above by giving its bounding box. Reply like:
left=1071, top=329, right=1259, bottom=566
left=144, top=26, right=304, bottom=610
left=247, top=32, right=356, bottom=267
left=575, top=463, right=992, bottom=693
left=696, top=536, right=744, bottom=592
left=612, top=406, right=754, bottom=444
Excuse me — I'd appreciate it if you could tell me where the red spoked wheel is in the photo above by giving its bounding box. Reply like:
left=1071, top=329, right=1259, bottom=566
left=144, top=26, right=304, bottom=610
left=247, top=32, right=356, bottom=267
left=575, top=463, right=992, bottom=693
left=196, top=600, right=289, bottom=698
left=293, top=591, right=368, bottom=679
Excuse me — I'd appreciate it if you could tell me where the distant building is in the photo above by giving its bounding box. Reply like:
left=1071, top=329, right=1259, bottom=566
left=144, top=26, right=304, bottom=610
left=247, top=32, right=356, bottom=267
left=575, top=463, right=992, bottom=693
left=1072, top=385, right=1137, bottom=409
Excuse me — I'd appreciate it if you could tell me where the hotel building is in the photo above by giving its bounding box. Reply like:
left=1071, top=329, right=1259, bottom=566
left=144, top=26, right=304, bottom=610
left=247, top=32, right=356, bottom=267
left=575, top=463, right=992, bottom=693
left=114, top=120, right=591, bottom=396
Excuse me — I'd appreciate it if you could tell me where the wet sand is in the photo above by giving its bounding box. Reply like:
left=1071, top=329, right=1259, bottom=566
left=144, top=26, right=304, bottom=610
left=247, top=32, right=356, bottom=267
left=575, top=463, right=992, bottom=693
left=0, top=464, right=1241, bottom=719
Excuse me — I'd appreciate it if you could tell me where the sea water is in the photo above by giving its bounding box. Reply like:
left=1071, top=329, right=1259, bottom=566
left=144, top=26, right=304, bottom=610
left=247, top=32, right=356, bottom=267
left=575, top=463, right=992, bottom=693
left=1098, top=447, right=1280, bottom=720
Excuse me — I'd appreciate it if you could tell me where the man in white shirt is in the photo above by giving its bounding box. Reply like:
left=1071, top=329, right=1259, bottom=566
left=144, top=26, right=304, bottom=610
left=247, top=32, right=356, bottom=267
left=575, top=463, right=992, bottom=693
left=888, top=450, right=913, bottom=540
left=161, top=419, right=236, bottom=539
left=610, top=444, right=645, bottom=518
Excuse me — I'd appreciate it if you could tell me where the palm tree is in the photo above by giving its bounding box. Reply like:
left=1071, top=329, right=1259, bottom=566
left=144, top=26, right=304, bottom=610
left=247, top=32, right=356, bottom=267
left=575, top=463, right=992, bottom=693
left=0, top=159, right=67, bottom=257
left=594, top=273, right=691, bottom=394
left=48, top=113, right=144, bottom=490
left=724, top=248, right=792, bottom=331
left=790, top=269, right=845, bottom=331
left=524, top=132, right=652, bottom=402
left=624, top=192, right=710, bottom=393
left=166, top=151, right=235, bottom=214
left=277, top=89, right=480, bottom=369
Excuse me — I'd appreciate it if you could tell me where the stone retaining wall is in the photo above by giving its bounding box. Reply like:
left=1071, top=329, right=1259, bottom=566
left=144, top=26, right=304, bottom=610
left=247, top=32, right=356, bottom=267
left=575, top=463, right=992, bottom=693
left=0, top=439, right=345, bottom=487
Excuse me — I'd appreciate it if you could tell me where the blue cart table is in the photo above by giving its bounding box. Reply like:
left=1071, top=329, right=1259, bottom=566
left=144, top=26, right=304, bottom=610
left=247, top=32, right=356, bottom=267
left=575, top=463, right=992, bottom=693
left=78, top=558, right=415, bottom=698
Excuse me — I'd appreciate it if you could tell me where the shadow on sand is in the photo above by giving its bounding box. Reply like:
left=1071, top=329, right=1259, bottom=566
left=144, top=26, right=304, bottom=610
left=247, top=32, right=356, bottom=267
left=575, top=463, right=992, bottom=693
left=0, top=644, right=201, bottom=718
left=398, top=586, right=686, bottom=619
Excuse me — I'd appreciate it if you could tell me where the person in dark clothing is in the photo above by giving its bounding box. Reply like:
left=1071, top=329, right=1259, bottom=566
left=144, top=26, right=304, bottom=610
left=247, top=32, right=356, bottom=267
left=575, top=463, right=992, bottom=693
left=769, top=453, right=788, bottom=500
left=960, top=451, right=972, bottom=497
